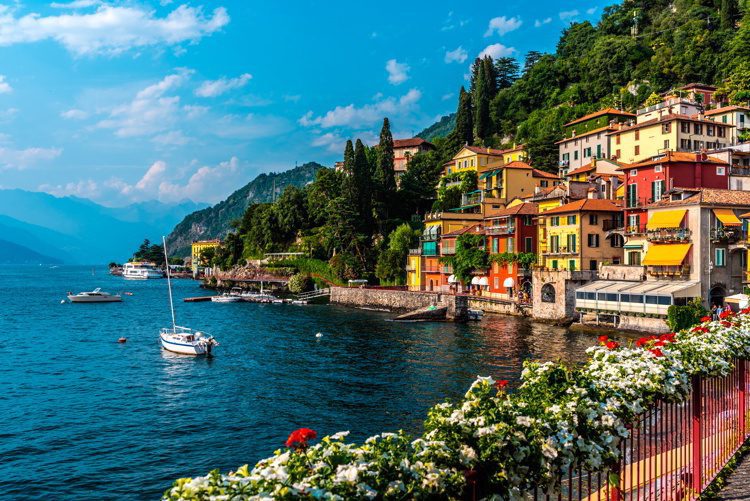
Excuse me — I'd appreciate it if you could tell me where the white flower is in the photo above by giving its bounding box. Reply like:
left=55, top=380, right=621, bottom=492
left=542, top=438, right=558, bottom=459
left=459, top=444, right=478, bottom=465
left=516, top=416, right=533, bottom=427
left=330, top=431, right=350, bottom=440
left=333, top=464, right=360, bottom=484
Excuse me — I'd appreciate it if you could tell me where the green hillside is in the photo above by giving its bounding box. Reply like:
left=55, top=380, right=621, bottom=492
left=166, top=162, right=324, bottom=256
left=416, top=113, right=455, bottom=141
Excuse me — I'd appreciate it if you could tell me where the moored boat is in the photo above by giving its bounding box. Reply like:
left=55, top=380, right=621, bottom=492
left=68, top=288, right=122, bottom=303
left=123, top=262, right=163, bottom=280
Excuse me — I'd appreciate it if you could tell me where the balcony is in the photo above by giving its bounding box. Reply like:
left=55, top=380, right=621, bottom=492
left=441, top=246, right=456, bottom=256
left=646, top=227, right=692, bottom=243
left=461, top=191, right=484, bottom=207
left=602, top=219, right=624, bottom=232
left=711, top=227, right=744, bottom=243
left=646, top=265, right=691, bottom=278
left=626, top=223, right=648, bottom=235
left=408, top=248, right=421, bottom=255
left=625, top=197, right=654, bottom=209
left=485, top=225, right=516, bottom=236
left=405, top=264, right=416, bottom=272
left=730, top=166, right=750, bottom=177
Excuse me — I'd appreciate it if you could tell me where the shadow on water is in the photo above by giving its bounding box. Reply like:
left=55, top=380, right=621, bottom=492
left=0, top=266, right=612, bottom=499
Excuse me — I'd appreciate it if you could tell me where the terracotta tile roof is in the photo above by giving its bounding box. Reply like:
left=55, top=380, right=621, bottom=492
left=617, top=151, right=728, bottom=170
left=607, top=114, right=734, bottom=135
left=679, top=83, right=717, bottom=91
left=647, top=188, right=750, bottom=208
left=704, top=105, right=750, bottom=116
left=464, top=144, right=526, bottom=156
left=566, top=163, right=597, bottom=177
left=532, top=168, right=559, bottom=179
left=541, top=198, right=623, bottom=215
left=555, top=125, right=616, bottom=144
left=393, top=137, right=434, bottom=148
left=441, top=223, right=484, bottom=238
left=564, top=108, right=635, bottom=127
left=486, top=202, right=539, bottom=218
left=503, top=160, right=533, bottom=169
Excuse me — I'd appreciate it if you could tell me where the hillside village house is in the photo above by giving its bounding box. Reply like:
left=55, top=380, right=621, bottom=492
left=673, top=83, right=717, bottom=106
left=557, top=108, right=635, bottom=176
left=393, top=138, right=435, bottom=181
left=705, top=105, right=750, bottom=144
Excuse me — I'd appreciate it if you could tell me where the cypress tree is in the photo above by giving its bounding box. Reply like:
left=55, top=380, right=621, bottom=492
left=353, top=139, right=373, bottom=232
left=343, top=139, right=354, bottom=174
left=454, top=86, right=474, bottom=148
left=373, top=118, right=396, bottom=222
left=482, top=56, right=498, bottom=100
left=721, top=0, right=738, bottom=30
left=474, top=62, right=491, bottom=144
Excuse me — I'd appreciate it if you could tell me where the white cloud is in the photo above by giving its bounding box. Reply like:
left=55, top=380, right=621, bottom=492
left=0, top=75, right=12, bottom=94
left=283, top=94, right=301, bottom=103
left=61, top=108, right=89, bottom=120
left=299, top=88, right=422, bottom=129
left=0, top=4, right=229, bottom=56
left=96, top=71, right=189, bottom=137
left=586, top=7, right=597, bottom=15
left=559, top=10, right=580, bottom=20
left=385, top=59, right=410, bottom=85
left=311, top=132, right=347, bottom=153
left=50, top=0, right=101, bottom=8
left=40, top=179, right=101, bottom=199
left=534, top=18, right=552, bottom=28
left=153, top=130, right=191, bottom=146
left=441, top=92, right=455, bottom=101
left=479, top=43, right=516, bottom=59
left=0, top=146, right=62, bottom=170
left=484, top=16, right=522, bottom=37
left=444, top=46, right=468, bottom=64
left=195, top=73, right=252, bottom=97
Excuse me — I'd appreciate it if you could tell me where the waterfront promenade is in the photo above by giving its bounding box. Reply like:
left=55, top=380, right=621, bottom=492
left=719, top=455, right=750, bottom=500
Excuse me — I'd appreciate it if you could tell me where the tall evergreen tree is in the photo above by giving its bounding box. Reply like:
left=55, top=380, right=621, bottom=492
left=474, top=62, right=492, bottom=144
left=494, top=56, right=520, bottom=89
left=482, top=56, right=498, bottom=100
left=452, top=86, right=474, bottom=150
left=343, top=139, right=354, bottom=174
left=352, top=139, right=373, bottom=232
left=373, top=118, right=396, bottom=222
left=721, top=0, right=739, bottom=29
left=523, top=50, right=543, bottom=74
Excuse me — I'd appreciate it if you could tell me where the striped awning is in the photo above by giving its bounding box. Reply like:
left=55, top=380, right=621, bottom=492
left=479, top=169, right=501, bottom=180
left=713, top=208, right=742, bottom=226
left=646, top=210, right=686, bottom=230
left=642, top=243, right=691, bottom=266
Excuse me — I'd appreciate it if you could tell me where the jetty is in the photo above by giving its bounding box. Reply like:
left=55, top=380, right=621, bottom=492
left=184, top=296, right=213, bottom=302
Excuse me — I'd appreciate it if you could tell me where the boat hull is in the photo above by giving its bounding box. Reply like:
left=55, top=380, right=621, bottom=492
left=68, top=295, right=122, bottom=303
left=159, top=333, right=210, bottom=356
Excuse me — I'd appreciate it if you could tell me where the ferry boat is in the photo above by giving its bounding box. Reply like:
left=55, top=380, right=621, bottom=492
left=123, top=262, right=163, bottom=280
left=67, top=288, right=122, bottom=303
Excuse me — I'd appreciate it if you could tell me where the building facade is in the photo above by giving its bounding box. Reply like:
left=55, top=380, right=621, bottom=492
left=485, top=202, right=538, bottom=299
left=191, top=240, right=221, bottom=275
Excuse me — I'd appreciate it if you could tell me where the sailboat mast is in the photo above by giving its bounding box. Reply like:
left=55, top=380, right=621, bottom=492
left=162, top=236, right=176, bottom=330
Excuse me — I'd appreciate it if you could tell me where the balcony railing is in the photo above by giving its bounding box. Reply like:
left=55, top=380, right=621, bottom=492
left=461, top=192, right=484, bottom=206
left=408, top=248, right=421, bottom=255
left=544, top=246, right=578, bottom=256
left=711, top=227, right=744, bottom=243
left=602, top=219, right=624, bottom=231
left=485, top=225, right=515, bottom=236
left=730, top=166, right=750, bottom=177
left=625, top=197, right=655, bottom=209
left=646, top=264, right=691, bottom=277
left=626, top=223, right=648, bottom=235
left=646, top=227, right=692, bottom=243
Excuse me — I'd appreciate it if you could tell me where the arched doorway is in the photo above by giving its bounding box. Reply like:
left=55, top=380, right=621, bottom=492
left=541, top=283, right=556, bottom=303
left=710, top=284, right=727, bottom=307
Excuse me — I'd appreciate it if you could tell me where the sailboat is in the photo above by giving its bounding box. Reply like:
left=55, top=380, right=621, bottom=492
left=159, top=237, right=219, bottom=356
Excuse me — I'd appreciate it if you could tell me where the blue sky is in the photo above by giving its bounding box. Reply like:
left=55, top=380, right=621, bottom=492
left=0, top=0, right=605, bottom=206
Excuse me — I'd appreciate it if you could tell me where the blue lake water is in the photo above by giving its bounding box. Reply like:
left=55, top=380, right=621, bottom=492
left=0, top=265, right=602, bottom=499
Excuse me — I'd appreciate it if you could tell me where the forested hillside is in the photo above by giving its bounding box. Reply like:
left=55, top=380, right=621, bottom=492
left=166, top=162, right=323, bottom=256
left=424, top=0, right=750, bottom=168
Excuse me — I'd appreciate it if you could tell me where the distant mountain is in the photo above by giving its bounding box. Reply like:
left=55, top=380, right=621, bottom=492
left=0, top=239, right=61, bottom=264
left=0, top=190, right=206, bottom=264
left=166, top=162, right=324, bottom=256
left=417, top=114, right=455, bottom=141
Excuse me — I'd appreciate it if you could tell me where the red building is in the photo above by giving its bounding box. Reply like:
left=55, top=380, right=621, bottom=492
left=620, top=151, right=730, bottom=232
left=484, top=202, right=538, bottom=299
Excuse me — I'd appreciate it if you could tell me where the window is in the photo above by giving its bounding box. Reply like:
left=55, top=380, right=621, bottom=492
left=550, top=216, right=560, bottom=226
left=655, top=165, right=663, bottom=173
left=523, top=215, right=533, bottom=225
left=568, top=259, right=576, bottom=270
left=551, top=260, right=558, bottom=270
left=492, top=238, right=499, bottom=253
left=664, top=140, right=670, bottom=150
left=694, top=123, right=703, bottom=135
left=542, top=283, right=556, bottom=302
left=616, top=149, right=621, bottom=158
left=616, top=135, right=621, bottom=145
left=662, top=123, right=671, bottom=134
left=568, top=234, right=577, bottom=253
left=717, top=166, right=726, bottom=176
left=589, top=214, right=598, bottom=225
left=741, top=114, right=746, bottom=124
left=507, top=237, right=514, bottom=252
left=630, top=169, right=638, bottom=176
left=695, top=140, right=704, bottom=150
left=567, top=215, right=577, bottom=225
left=627, top=184, right=638, bottom=208
left=590, top=260, right=598, bottom=270
left=635, top=130, right=640, bottom=140
left=680, top=138, right=692, bottom=150
left=584, top=147, right=592, bottom=157
left=574, top=151, right=579, bottom=161
left=681, top=122, right=690, bottom=133
left=627, top=214, right=640, bottom=232
left=610, top=234, right=624, bottom=248
left=562, top=152, right=570, bottom=162
left=635, top=145, right=640, bottom=156
left=652, top=180, right=665, bottom=201
left=715, top=248, right=726, bottom=267
left=524, top=237, right=533, bottom=252
left=596, top=144, right=602, bottom=158
left=588, top=234, right=600, bottom=247
left=723, top=115, right=728, bottom=124
left=645, top=295, right=659, bottom=305
left=707, top=125, right=715, bottom=137
left=550, top=235, right=559, bottom=253
left=494, top=277, right=499, bottom=289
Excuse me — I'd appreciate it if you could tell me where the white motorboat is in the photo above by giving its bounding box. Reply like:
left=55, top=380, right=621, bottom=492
left=211, top=293, right=242, bottom=303
left=123, top=262, right=163, bottom=280
left=159, top=237, right=218, bottom=356
left=67, top=288, right=122, bottom=303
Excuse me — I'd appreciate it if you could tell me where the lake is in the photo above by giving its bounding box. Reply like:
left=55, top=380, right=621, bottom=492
left=0, top=265, right=603, bottom=499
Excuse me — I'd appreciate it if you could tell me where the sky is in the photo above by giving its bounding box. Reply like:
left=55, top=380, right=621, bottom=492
left=0, top=0, right=606, bottom=207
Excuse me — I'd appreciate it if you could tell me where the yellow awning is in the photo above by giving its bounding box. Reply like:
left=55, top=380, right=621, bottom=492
left=713, top=208, right=742, bottom=226
left=642, top=244, right=691, bottom=266
left=646, top=210, right=686, bottom=230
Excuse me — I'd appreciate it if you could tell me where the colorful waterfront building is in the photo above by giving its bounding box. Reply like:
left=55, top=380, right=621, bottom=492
left=619, top=152, right=730, bottom=264
left=537, top=198, right=624, bottom=272
left=484, top=202, right=538, bottom=299
left=393, top=138, right=435, bottom=181
left=441, top=224, right=486, bottom=293
left=191, top=239, right=221, bottom=274
left=471, top=161, right=560, bottom=211
left=558, top=108, right=635, bottom=176
left=443, top=144, right=529, bottom=177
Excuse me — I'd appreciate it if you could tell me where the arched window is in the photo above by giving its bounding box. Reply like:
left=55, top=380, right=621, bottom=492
left=541, top=284, right=556, bottom=303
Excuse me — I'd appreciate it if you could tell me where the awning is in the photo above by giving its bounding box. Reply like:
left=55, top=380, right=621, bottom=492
left=624, top=243, right=643, bottom=249
left=642, top=243, right=691, bottom=266
left=448, top=274, right=458, bottom=283
left=646, top=209, right=686, bottom=230
left=479, top=169, right=501, bottom=180
left=471, top=276, right=481, bottom=285
left=576, top=280, right=700, bottom=298
left=478, top=277, right=489, bottom=286
left=503, top=277, right=515, bottom=288
left=713, top=208, right=742, bottom=226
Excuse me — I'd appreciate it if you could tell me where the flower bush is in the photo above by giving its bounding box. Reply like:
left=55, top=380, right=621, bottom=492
left=164, top=309, right=750, bottom=500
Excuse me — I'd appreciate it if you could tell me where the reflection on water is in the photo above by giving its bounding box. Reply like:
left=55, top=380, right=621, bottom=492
left=0, top=265, right=610, bottom=499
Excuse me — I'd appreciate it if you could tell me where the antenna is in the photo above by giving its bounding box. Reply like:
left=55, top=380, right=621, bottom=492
left=162, top=236, right=176, bottom=330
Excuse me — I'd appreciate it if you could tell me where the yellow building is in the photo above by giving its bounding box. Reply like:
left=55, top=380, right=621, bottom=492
left=191, top=239, right=221, bottom=274
left=705, top=105, right=750, bottom=143
left=443, top=145, right=529, bottom=177
left=406, top=253, right=421, bottom=290
left=608, top=115, right=733, bottom=164
left=537, top=199, right=624, bottom=271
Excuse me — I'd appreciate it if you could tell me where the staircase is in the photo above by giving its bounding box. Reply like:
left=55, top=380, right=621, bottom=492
left=296, top=288, right=331, bottom=301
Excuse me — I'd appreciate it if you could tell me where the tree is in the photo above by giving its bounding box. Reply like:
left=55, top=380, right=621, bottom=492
left=307, top=168, right=345, bottom=227
left=373, top=118, right=397, bottom=222
left=343, top=139, right=355, bottom=174
left=351, top=139, right=373, bottom=233
left=666, top=299, right=708, bottom=332
left=440, top=234, right=489, bottom=285
left=643, top=92, right=663, bottom=107
left=482, top=55, right=498, bottom=100
left=275, top=185, right=308, bottom=239
left=473, top=59, right=492, bottom=144
left=397, top=150, right=444, bottom=214
left=288, top=273, right=313, bottom=294
left=721, top=0, right=739, bottom=30
left=450, top=87, right=473, bottom=151
left=494, top=56, right=520, bottom=89
left=523, top=50, right=543, bottom=74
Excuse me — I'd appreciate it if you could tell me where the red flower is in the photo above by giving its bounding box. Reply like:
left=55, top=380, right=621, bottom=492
left=650, top=348, right=664, bottom=357
left=495, top=380, right=509, bottom=391
left=741, top=307, right=750, bottom=315
left=606, top=341, right=620, bottom=350
left=719, top=310, right=733, bottom=319
left=700, top=316, right=711, bottom=322
left=598, top=335, right=609, bottom=344
left=692, top=326, right=709, bottom=334
left=721, top=321, right=733, bottom=328
left=653, top=340, right=666, bottom=347
left=285, top=428, right=317, bottom=449
left=659, top=333, right=676, bottom=343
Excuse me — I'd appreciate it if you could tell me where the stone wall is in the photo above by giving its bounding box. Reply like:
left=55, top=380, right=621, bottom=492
left=467, top=297, right=524, bottom=316
left=580, top=312, right=668, bottom=333
left=598, top=264, right=646, bottom=281
left=532, top=269, right=597, bottom=321
left=330, top=287, right=451, bottom=313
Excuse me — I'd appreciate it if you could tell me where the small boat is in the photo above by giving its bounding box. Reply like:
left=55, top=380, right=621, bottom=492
left=211, top=293, right=242, bottom=303
left=68, top=288, right=122, bottom=303
left=159, top=237, right=218, bottom=356
left=467, top=308, right=484, bottom=321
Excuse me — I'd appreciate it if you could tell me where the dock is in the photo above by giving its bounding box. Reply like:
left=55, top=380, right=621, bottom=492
left=184, top=296, right=214, bottom=302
